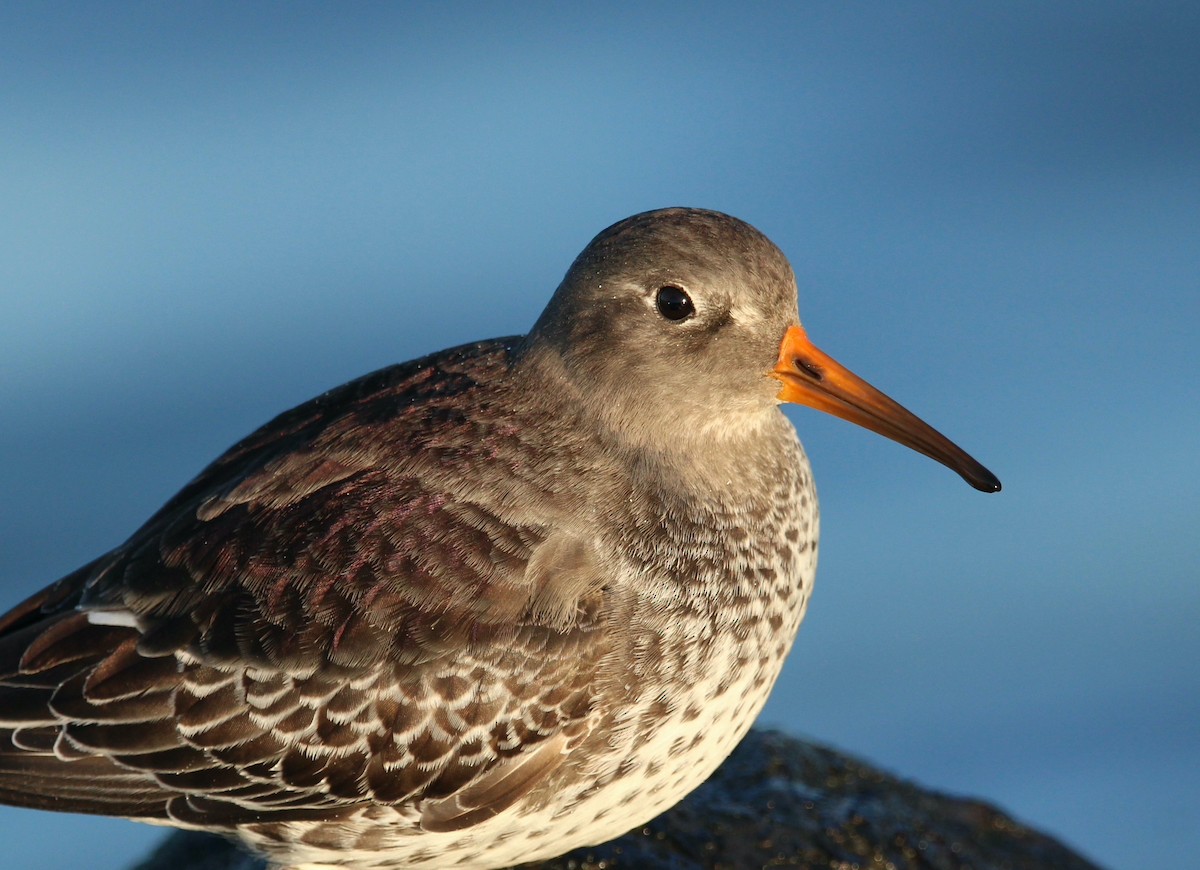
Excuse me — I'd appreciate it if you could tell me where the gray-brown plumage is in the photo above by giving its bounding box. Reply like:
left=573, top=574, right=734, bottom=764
left=0, top=208, right=998, bottom=869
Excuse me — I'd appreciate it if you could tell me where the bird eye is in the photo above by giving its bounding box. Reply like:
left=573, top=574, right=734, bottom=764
left=655, top=286, right=695, bottom=321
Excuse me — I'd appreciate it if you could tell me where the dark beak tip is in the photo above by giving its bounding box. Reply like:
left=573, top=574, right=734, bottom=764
left=967, top=467, right=1002, bottom=493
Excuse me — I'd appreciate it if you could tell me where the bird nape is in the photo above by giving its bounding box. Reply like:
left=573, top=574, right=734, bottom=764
left=0, top=208, right=998, bottom=870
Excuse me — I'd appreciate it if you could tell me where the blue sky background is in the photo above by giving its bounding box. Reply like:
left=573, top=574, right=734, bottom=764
left=1, top=4, right=1196, bottom=868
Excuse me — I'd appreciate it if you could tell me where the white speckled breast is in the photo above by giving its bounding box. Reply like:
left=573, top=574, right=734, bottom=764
left=255, top=420, right=818, bottom=870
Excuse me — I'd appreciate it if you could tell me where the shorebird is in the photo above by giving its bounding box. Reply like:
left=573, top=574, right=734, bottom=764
left=0, top=208, right=998, bottom=869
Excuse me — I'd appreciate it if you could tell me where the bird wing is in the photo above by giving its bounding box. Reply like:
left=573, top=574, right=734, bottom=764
left=0, top=338, right=609, bottom=830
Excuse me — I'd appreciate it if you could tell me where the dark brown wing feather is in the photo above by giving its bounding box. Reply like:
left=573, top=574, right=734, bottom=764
left=0, top=338, right=607, bottom=829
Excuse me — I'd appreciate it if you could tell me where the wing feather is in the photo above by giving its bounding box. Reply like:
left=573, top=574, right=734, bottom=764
left=0, top=339, right=610, bottom=831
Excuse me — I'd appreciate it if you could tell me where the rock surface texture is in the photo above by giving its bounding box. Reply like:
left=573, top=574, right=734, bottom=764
left=132, top=729, right=1102, bottom=870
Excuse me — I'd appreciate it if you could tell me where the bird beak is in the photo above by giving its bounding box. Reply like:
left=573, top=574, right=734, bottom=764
left=772, top=324, right=1001, bottom=492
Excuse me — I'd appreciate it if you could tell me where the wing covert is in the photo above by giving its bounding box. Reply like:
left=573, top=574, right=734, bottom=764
left=0, top=338, right=610, bottom=830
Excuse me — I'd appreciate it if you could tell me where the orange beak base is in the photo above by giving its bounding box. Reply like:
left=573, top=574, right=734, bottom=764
left=772, top=325, right=1000, bottom=493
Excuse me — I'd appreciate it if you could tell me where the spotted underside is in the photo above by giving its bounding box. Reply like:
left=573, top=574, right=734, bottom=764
left=0, top=336, right=817, bottom=869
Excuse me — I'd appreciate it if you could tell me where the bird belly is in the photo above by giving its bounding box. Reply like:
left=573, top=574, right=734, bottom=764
left=246, top=534, right=816, bottom=870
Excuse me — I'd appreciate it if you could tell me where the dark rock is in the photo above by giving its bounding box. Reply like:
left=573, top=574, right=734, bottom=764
left=132, top=729, right=1103, bottom=870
